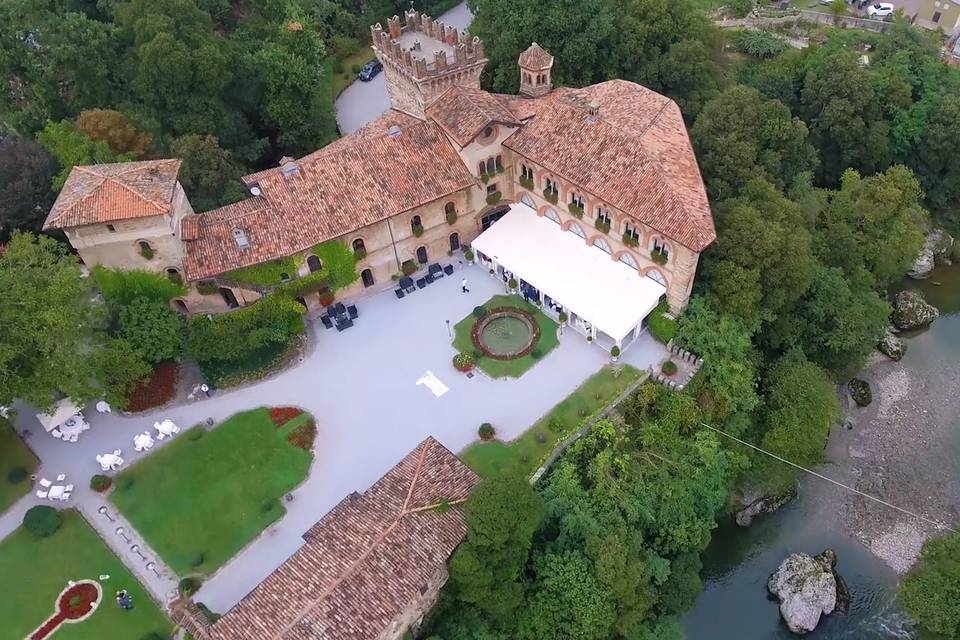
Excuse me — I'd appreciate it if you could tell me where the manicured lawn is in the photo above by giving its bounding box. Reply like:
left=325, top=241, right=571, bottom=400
left=0, top=417, right=38, bottom=513
left=452, top=294, right=559, bottom=378
left=110, top=407, right=314, bottom=576
left=0, top=510, right=171, bottom=639
left=461, top=365, right=642, bottom=479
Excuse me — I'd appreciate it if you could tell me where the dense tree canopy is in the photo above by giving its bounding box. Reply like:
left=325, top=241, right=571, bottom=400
left=0, top=139, right=57, bottom=240
left=899, top=531, right=960, bottom=639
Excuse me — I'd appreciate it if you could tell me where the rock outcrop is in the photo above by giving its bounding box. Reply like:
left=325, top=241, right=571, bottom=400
left=877, top=327, right=906, bottom=361
left=848, top=378, right=872, bottom=407
left=892, top=290, right=939, bottom=330
left=908, top=228, right=955, bottom=279
left=768, top=549, right=846, bottom=634
left=736, top=486, right=797, bottom=527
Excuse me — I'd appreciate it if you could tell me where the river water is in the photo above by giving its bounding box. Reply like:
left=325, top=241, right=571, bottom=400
left=684, top=264, right=960, bottom=639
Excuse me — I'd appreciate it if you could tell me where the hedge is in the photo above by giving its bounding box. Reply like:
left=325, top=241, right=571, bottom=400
left=91, top=266, right=187, bottom=306
left=186, top=295, right=305, bottom=364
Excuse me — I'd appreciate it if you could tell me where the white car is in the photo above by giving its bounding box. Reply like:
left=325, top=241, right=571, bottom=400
left=867, top=2, right=895, bottom=17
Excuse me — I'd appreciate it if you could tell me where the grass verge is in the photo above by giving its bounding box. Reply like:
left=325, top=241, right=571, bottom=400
left=461, top=365, right=641, bottom=479
left=0, top=417, right=37, bottom=513
left=0, top=510, right=170, bottom=639
left=110, top=407, right=314, bottom=576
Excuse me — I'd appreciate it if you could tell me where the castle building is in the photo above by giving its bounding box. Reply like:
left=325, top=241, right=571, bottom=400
left=43, top=10, right=715, bottom=350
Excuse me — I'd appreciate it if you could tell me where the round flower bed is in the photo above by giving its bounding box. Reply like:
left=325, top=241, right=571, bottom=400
left=471, top=307, right=540, bottom=360
left=453, top=352, right=475, bottom=372
left=29, top=580, right=102, bottom=640
left=661, top=360, right=678, bottom=376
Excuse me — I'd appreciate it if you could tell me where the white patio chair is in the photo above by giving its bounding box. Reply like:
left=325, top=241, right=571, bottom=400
left=113, top=449, right=121, bottom=456
left=68, top=433, right=79, bottom=443
left=35, top=490, right=48, bottom=499
left=59, top=492, right=71, bottom=501
left=64, top=484, right=74, bottom=492
left=51, top=429, right=63, bottom=439
left=96, top=455, right=111, bottom=472
left=39, top=478, right=51, bottom=489
left=56, top=474, right=66, bottom=482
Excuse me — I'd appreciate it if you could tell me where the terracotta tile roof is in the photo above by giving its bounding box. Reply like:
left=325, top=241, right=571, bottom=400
left=43, top=159, right=181, bottom=230
left=183, top=110, right=477, bottom=280
left=426, top=86, right=523, bottom=147
left=518, top=42, right=554, bottom=69
left=206, top=437, right=480, bottom=640
left=503, top=80, right=715, bottom=251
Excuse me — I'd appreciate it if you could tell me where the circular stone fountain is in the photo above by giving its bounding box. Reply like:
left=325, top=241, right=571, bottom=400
left=472, top=308, right=540, bottom=360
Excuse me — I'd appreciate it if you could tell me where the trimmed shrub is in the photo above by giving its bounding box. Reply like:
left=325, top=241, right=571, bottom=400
left=189, top=552, right=205, bottom=568
left=24, top=506, right=62, bottom=538
left=179, top=576, right=202, bottom=596
left=558, top=311, right=568, bottom=324
left=471, top=348, right=484, bottom=360
left=649, top=303, right=678, bottom=344
left=6, top=467, right=27, bottom=484
left=463, top=248, right=475, bottom=261
left=662, top=360, right=678, bottom=376
left=401, top=260, right=417, bottom=276
left=478, top=423, right=495, bottom=440
left=610, top=345, right=621, bottom=358
left=90, top=474, right=113, bottom=492
left=507, top=278, right=518, bottom=290
left=188, top=429, right=205, bottom=441
left=472, top=306, right=487, bottom=318
left=453, top=352, right=475, bottom=372
left=530, top=348, right=543, bottom=360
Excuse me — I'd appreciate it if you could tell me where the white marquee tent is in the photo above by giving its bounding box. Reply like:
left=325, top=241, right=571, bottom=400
left=471, top=203, right=665, bottom=348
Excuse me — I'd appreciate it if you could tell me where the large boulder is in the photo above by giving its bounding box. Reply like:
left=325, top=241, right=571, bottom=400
left=908, top=228, right=954, bottom=279
left=736, top=486, right=797, bottom=527
left=848, top=378, right=872, bottom=407
left=768, top=549, right=844, bottom=634
left=877, top=327, right=906, bottom=361
left=892, top=290, right=939, bottom=330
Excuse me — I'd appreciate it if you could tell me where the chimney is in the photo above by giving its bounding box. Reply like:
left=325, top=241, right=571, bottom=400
left=587, top=101, right=600, bottom=123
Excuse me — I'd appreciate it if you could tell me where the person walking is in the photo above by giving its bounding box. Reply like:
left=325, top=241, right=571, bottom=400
left=461, top=278, right=469, bottom=293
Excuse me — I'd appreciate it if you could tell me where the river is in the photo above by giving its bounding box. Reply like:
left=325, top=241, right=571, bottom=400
left=684, top=263, right=960, bottom=639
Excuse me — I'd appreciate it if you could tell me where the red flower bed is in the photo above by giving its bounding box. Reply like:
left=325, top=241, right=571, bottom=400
left=287, top=420, right=316, bottom=451
left=270, top=406, right=303, bottom=426
left=30, top=581, right=101, bottom=640
left=126, top=361, right=177, bottom=413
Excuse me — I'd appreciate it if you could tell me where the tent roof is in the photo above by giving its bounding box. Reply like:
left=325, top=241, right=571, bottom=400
left=471, top=203, right=665, bottom=341
left=36, top=398, right=83, bottom=432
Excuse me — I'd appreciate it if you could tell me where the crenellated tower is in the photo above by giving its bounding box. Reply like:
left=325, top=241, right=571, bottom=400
left=371, top=9, right=488, bottom=118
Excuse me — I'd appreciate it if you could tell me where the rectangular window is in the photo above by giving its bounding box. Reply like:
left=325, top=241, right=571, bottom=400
left=487, top=183, right=499, bottom=194
left=933, top=10, right=942, bottom=21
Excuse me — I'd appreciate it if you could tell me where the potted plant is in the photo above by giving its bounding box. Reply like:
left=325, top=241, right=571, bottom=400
left=401, top=260, right=417, bottom=276
left=318, top=289, right=335, bottom=307
left=610, top=345, right=620, bottom=362
left=543, top=187, right=558, bottom=204
left=486, top=191, right=502, bottom=206
left=558, top=311, right=568, bottom=326
left=651, top=248, right=668, bottom=265
left=453, top=352, right=475, bottom=373
left=478, top=423, right=495, bottom=440
left=587, top=335, right=593, bottom=343
left=463, top=248, right=475, bottom=263
left=507, top=277, right=518, bottom=293
left=519, top=175, right=534, bottom=190
left=661, top=360, right=678, bottom=376
left=568, top=202, right=584, bottom=218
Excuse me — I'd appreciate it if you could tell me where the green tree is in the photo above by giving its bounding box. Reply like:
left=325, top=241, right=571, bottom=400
left=37, top=120, right=125, bottom=190
left=448, top=476, right=546, bottom=624
left=518, top=550, right=616, bottom=640
left=701, top=179, right=816, bottom=328
left=674, top=298, right=759, bottom=420
left=692, top=86, right=817, bottom=200
left=899, top=531, right=960, bottom=639
left=0, top=139, right=58, bottom=238
left=185, top=295, right=305, bottom=364
left=910, top=96, right=960, bottom=212
left=90, top=266, right=187, bottom=306
left=170, top=134, right=248, bottom=212
left=0, top=234, right=148, bottom=408
left=118, top=297, right=183, bottom=364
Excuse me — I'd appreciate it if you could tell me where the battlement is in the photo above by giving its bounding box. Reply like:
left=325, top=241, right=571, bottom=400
left=371, top=9, right=486, bottom=81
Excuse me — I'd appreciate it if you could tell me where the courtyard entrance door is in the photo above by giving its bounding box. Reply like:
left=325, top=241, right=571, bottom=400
left=449, top=232, right=460, bottom=252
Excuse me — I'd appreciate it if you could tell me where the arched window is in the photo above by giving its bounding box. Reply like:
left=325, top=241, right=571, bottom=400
left=416, top=246, right=428, bottom=264
left=411, top=216, right=422, bottom=235
left=444, top=202, right=456, bottom=216
left=593, top=237, right=611, bottom=254
left=495, top=155, right=503, bottom=171
left=165, top=267, right=182, bottom=284
left=352, top=238, right=366, bottom=256
left=307, top=255, right=322, bottom=273
left=646, top=269, right=667, bottom=286
left=651, top=237, right=670, bottom=258
left=137, top=240, right=154, bottom=259
left=568, top=222, right=585, bottom=238
left=361, top=268, right=374, bottom=288
left=521, top=193, right=535, bottom=208
left=544, top=208, right=560, bottom=224
left=619, top=252, right=639, bottom=270
left=449, top=232, right=460, bottom=251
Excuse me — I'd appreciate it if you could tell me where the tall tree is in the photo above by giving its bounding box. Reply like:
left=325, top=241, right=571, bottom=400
left=170, top=134, right=248, bottom=212
left=0, top=139, right=58, bottom=238
left=692, top=86, right=817, bottom=201
left=0, top=233, right=148, bottom=409
left=36, top=120, right=125, bottom=190
left=899, top=531, right=960, bottom=639
left=75, top=109, right=152, bottom=157
left=448, top=476, right=547, bottom=624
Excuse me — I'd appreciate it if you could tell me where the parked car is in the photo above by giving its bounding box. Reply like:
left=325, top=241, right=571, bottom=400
left=358, top=60, right=383, bottom=81
left=866, top=2, right=895, bottom=16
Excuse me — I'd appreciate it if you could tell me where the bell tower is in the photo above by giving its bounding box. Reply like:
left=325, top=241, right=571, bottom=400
left=518, top=42, right=554, bottom=98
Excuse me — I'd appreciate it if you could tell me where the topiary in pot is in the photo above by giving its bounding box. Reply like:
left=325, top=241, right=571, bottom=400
left=189, top=551, right=205, bottom=568
left=610, top=345, right=621, bottom=360
left=558, top=311, right=568, bottom=324
left=661, top=360, right=678, bottom=376
left=478, top=423, right=495, bottom=440
left=463, top=249, right=475, bottom=262
left=24, top=505, right=62, bottom=539
left=453, top=352, right=475, bottom=372
left=472, top=305, right=486, bottom=318
left=90, top=474, right=113, bottom=492
left=508, top=278, right=518, bottom=290
left=179, top=576, right=202, bottom=597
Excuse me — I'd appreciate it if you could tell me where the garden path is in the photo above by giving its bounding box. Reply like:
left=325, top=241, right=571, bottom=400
left=4, top=263, right=668, bottom=616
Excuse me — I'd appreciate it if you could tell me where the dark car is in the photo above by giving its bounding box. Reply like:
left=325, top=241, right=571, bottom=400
left=358, top=60, right=383, bottom=82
